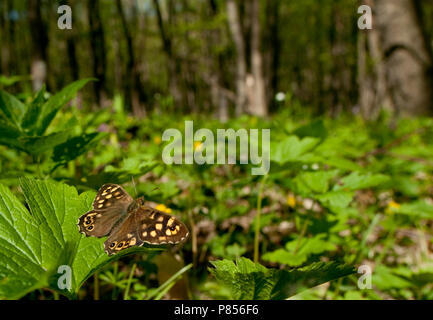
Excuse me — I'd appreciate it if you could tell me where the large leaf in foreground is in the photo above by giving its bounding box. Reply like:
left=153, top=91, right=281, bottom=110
left=210, top=257, right=355, bottom=300
left=0, top=177, right=156, bottom=299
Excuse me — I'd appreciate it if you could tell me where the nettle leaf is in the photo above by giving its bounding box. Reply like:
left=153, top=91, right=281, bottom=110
left=0, top=177, right=158, bottom=299
left=262, top=234, right=337, bottom=267
left=21, top=87, right=46, bottom=134
left=52, top=132, right=107, bottom=163
left=290, top=170, right=339, bottom=195
left=270, top=136, right=320, bottom=165
left=36, top=78, right=94, bottom=135
left=210, top=257, right=355, bottom=300
left=0, top=90, right=26, bottom=129
left=333, top=172, right=390, bottom=191
left=19, top=130, right=72, bottom=155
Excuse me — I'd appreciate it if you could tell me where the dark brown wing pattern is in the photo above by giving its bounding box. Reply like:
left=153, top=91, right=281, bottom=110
left=77, top=184, right=134, bottom=237
left=104, top=205, right=189, bottom=256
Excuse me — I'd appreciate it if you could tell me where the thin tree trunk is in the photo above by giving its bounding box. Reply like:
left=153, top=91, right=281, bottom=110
left=249, top=0, right=267, bottom=117
left=375, top=0, right=433, bottom=116
left=264, top=0, right=280, bottom=113
left=227, top=0, right=247, bottom=116
left=116, top=0, right=146, bottom=117
left=87, top=0, right=108, bottom=107
left=208, top=0, right=229, bottom=121
left=28, top=0, right=49, bottom=91
left=152, top=0, right=183, bottom=110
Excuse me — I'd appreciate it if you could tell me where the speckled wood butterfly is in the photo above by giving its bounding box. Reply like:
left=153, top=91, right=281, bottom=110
left=77, top=184, right=189, bottom=256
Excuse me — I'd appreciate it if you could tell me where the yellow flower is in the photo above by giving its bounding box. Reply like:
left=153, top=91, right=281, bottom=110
left=385, top=200, right=401, bottom=214
left=153, top=136, right=162, bottom=145
left=287, top=194, right=296, bottom=208
left=194, top=141, right=203, bottom=152
left=155, top=204, right=172, bottom=214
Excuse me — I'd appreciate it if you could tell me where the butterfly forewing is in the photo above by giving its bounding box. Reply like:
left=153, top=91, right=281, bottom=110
left=77, top=184, right=134, bottom=237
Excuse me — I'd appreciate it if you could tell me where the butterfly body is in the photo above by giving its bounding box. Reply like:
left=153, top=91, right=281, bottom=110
left=78, top=184, right=189, bottom=256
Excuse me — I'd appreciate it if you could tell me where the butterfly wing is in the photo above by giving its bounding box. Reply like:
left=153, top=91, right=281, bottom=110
left=104, top=205, right=189, bottom=256
left=77, top=184, right=134, bottom=237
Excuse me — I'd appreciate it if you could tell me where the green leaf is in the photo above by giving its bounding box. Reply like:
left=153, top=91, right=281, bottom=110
left=271, top=136, right=320, bottom=165
left=397, top=200, right=433, bottom=219
left=19, top=130, right=72, bottom=155
left=36, top=78, right=94, bottom=135
left=293, top=119, right=328, bottom=140
left=0, top=177, right=160, bottom=299
left=0, top=90, right=26, bottom=129
left=333, top=172, right=390, bottom=191
left=21, top=87, right=46, bottom=134
left=52, top=132, right=107, bottom=163
left=210, top=257, right=355, bottom=300
left=315, top=190, right=354, bottom=212
left=263, top=234, right=337, bottom=267
left=0, top=120, right=25, bottom=151
left=290, top=170, right=339, bottom=195
left=0, top=75, right=29, bottom=87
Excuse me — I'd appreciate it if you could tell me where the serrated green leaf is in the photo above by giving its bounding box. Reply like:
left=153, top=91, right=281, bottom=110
left=36, top=78, right=94, bottom=135
left=19, top=130, right=72, bottom=155
left=52, top=132, right=107, bottom=163
left=0, top=177, right=161, bottom=299
left=333, top=172, right=390, bottom=191
left=271, top=136, right=320, bottom=165
left=210, top=257, right=355, bottom=300
left=0, top=90, right=25, bottom=129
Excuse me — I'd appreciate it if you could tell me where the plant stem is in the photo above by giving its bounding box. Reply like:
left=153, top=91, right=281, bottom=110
left=123, top=263, right=136, bottom=300
left=146, top=263, right=193, bottom=300
left=254, top=175, right=267, bottom=263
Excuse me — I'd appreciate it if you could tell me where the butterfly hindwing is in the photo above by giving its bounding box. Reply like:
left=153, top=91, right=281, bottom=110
left=103, top=205, right=189, bottom=255
left=77, top=184, right=134, bottom=237
left=139, top=206, right=189, bottom=245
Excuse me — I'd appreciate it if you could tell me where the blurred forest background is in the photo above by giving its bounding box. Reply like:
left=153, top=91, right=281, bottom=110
left=1, top=0, right=433, bottom=301
left=1, top=0, right=433, bottom=119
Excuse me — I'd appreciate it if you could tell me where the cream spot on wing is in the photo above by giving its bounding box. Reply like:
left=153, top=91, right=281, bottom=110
left=150, top=231, right=157, bottom=237
left=111, top=186, right=119, bottom=192
left=167, top=217, right=175, bottom=226
left=166, top=229, right=171, bottom=236
left=129, top=237, right=136, bottom=246
left=96, top=214, right=102, bottom=218
left=176, top=225, right=180, bottom=231
left=157, top=216, right=164, bottom=222
left=98, top=199, right=105, bottom=204
left=159, top=236, right=166, bottom=241
left=155, top=223, right=163, bottom=231
left=105, top=194, right=112, bottom=199
left=98, top=204, right=103, bottom=208
left=105, top=202, right=112, bottom=207
left=114, top=191, right=121, bottom=197
left=127, top=233, right=133, bottom=238
left=142, top=231, right=148, bottom=237
left=141, top=224, right=147, bottom=229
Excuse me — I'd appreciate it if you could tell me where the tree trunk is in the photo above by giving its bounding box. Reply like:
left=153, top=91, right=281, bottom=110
left=152, top=0, right=183, bottom=110
left=28, top=0, right=49, bottom=91
left=264, top=0, right=281, bottom=113
left=116, top=0, right=146, bottom=117
left=249, top=0, right=267, bottom=116
left=87, top=0, right=108, bottom=107
left=208, top=0, right=229, bottom=121
left=227, top=0, right=247, bottom=116
left=375, top=0, right=433, bottom=116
